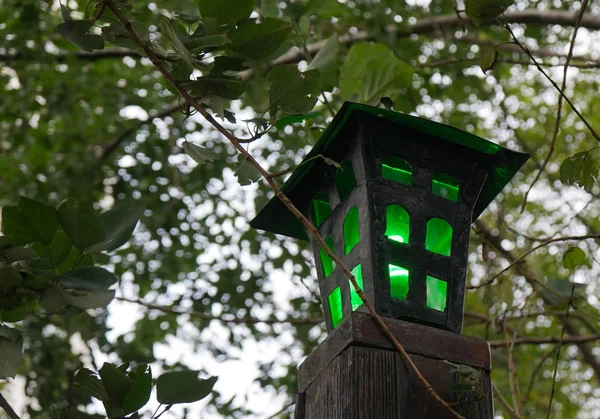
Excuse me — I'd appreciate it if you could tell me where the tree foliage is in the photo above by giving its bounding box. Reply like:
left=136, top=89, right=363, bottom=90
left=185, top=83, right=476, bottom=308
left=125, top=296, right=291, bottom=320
left=1, top=0, right=600, bottom=418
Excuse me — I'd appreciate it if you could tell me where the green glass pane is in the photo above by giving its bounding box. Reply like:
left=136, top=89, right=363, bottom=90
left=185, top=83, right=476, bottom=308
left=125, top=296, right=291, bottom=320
left=426, top=275, right=447, bottom=312
left=382, top=157, right=412, bottom=185
left=335, top=160, right=357, bottom=200
left=343, top=207, right=360, bottom=254
left=328, top=286, right=343, bottom=328
left=432, top=174, right=459, bottom=202
left=310, top=198, right=331, bottom=227
left=349, top=264, right=363, bottom=311
left=320, top=237, right=336, bottom=277
left=388, top=264, right=409, bottom=300
left=425, top=218, right=452, bottom=256
left=385, top=205, right=409, bottom=244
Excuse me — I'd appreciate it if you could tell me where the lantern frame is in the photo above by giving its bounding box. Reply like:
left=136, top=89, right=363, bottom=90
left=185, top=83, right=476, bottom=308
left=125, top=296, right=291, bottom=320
left=251, top=102, right=529, bottom=333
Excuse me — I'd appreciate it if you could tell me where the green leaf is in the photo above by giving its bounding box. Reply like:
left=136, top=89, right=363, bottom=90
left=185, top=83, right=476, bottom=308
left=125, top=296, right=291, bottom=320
left=0, top=266, right=23, bottom=294
left=19, top=197, right=59, bottom=243
left=261, top=0, right=279, bottom=18
left=306, top=0, right=345, bottom=18
left=465, top=0, right=513, bottom=26
left=88, top=203, right=141, bottom=253
left=230, top=18, right=293, bottom=60
left=99, top=363, right=135, bottom=411
left=183, top=34, right=228, bottom=52
left=479, top=46, right=498, bottom=74
left=181, top=77, right=245, bottom=100
left=563, top=247, right=588, bottom=270
left=1, top=206, right=41, bottom=245
left=340, top=42, right=413, bottom=104
left=60, top=2, right=72, bottom=22
left=160, top=17, right=193, bottom=66
left=198, top=0, right=253, bottom=23
left=40, top=285, right=68, bottom=312
left=0, top=247, right=38, bottom=262
left=75, top=368, right=110, bottom=402
left=57, top=20, right=105, bottom=52
left=210, top=56, right=249, bottom=76
left=559, top=149, right=600, bottom=192
left=62, top=289, right=115, bottom=309
left=122, top=364, right=152, bottom=414
left=306, top=35, right=340, bottom=90
left=275, top=111, right=321, bottom=129
left=102, top=22, right=147, bottom=53
left=58, top=199, right=105, bottom=250
left=59, top=267, right=118, bottom=291
left=183, top=141, right=219, bottom=165
left=156, top=371, right=217, bottom=404
left=0, top=305, right=27, bottom=322
left=235, top=157, right=261, bottom=186
left=268, top=65, right=321, bottom=114
left=0, top=325, right=23, bottom=379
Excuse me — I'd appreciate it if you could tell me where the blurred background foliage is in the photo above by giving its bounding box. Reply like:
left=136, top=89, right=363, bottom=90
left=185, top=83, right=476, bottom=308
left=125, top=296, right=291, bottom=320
left=1, top=0, right=600, bottom=417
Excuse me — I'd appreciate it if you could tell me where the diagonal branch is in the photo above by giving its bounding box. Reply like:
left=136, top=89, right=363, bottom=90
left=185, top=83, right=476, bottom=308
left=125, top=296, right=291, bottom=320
left=519, top=0, right=591, bottom=213
left=104, top=1, right=465, bottom=417
left=0, top=392, right=20, bottom=419
left=116, top=296, right=324, bottom=326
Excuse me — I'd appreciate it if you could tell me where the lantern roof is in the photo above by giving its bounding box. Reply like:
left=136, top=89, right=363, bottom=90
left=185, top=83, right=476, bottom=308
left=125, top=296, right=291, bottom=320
left=251, top=101, right=529, bottom=240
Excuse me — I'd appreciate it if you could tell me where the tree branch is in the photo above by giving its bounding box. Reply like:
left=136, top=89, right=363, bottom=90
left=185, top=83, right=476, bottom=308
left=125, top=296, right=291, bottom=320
left=105, top=2, right=465, bottom=416
left=0, top=391, right=20, bottom=419
left=116, top=297, right=324, bottom=326
left=488, top=333, right=600, bottom=348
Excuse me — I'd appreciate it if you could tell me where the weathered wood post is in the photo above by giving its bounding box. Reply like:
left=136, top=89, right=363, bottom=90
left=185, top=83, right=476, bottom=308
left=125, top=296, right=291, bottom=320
left=252, top=102, right=529, bottom=418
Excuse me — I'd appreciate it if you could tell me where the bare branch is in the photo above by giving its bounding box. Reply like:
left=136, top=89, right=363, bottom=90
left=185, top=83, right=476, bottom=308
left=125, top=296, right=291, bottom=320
left=519, top=0, right=591, bottom=213
left=105, top=2, right=465, bottom=416
left=116, top=297, right=324, bottom=326
left=504, top=22, right=600, bottom=142
left=0, top=392, right=20, bottom=419
left=468, top=233, right=600, bottom=290
left=488, top=333, right=600, bottom=348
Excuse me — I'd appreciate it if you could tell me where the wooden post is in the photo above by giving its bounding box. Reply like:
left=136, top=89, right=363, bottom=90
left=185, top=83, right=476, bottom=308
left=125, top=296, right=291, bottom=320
left=295, top=312, right=493, bottom=418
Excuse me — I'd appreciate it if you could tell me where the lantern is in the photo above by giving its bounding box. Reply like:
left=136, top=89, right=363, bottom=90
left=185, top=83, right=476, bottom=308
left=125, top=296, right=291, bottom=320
left=251, top=102, right=529, bottom=333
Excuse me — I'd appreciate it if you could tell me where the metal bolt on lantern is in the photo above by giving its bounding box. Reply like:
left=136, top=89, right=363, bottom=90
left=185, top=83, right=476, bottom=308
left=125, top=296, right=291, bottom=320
left=251, top=102, right=529, bottom=333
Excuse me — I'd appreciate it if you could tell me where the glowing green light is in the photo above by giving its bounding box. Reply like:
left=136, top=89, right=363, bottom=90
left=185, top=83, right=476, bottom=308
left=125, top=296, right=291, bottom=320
left=335, top=160, right=357, bottom=201
left=320, top=237, right=336, bottom=277
left=426, top=218, right=452, bottom=256
left=432, top=174, right=459, bottom=202
left=388, top=264, right=409, bottom=300
left=426, top=275, right=447, bottom=312
left=310, top=198, right=331, bottom=227
left=382, top=157, right=412, bottom=185
left=328, top=286, right=343, bottom=328
left=343, top=207, right=360, bottom=254
left=349, top=264, right=363, bottom=311
left=385, top=205, right=409, bottom=244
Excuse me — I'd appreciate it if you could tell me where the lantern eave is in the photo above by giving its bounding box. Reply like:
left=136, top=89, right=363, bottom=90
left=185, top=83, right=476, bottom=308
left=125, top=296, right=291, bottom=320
left=250, top=101, right=529, bottom=240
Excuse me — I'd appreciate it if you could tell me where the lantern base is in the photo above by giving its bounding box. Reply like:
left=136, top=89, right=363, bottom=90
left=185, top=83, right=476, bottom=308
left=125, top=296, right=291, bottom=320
left=295, top=312, right=493, bottom=419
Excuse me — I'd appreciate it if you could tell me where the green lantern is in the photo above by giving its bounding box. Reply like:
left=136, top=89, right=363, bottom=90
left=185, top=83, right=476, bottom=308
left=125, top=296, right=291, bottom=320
left=251, top=102, right=529, bottom=333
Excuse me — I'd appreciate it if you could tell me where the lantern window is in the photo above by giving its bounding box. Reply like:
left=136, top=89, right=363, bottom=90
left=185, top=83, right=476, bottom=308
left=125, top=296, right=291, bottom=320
left=320, top=237, right=336, bottom=277
left=335, top=160, right=357, bottom=201
left=349, top=264, right=363, bottom=311
left=385, top=205, right=410, bottom=244
left=426, top=275, right=447, bottom=312
left=382, top=157, right=412, bottom=185
left=343, top=207, right=360, bottom=254
left=425, top=218, right=452, bottom=256
left=328, top=286, right=343, bottom=328
left=388, top=264, right=409, bottom=300
left=310, top=193, right=331, bottom=227
left=432, top=174, right=459, bottom=202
